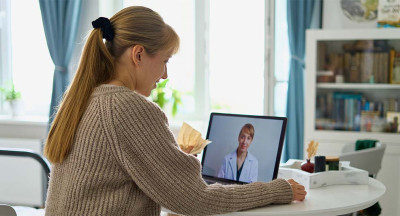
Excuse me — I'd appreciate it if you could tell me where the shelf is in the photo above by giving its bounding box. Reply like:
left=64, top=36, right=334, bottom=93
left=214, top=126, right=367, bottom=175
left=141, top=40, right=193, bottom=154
left=307, top=29, right=400, bottom=41
left=308, top=130, right=400, bottom=143
left=317, top=83, right=400, bottom=90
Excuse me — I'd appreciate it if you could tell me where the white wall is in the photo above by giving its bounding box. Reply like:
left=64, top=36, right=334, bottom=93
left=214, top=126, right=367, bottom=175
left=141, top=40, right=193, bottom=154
left=377, top=144, right=400, bottom=216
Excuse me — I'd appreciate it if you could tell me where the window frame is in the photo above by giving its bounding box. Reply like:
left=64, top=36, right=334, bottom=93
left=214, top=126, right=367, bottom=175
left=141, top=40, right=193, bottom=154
left=0, top=0, right=12, bottom=110
left=266, top=0, right=275, bottom=116
left=192, top=0, right=210, bottom=121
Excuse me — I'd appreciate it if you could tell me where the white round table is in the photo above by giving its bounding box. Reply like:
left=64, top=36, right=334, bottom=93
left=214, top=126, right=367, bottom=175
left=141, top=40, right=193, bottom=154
left=163, top=178, right=385, bottom=216
left=220, top=178, right=385, bottom=216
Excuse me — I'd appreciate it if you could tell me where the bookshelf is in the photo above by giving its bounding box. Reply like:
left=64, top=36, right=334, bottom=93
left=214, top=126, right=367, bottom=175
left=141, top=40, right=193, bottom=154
left=305, top=29, right=400, bottom=146
left=305, top=29, right=400, bottom=215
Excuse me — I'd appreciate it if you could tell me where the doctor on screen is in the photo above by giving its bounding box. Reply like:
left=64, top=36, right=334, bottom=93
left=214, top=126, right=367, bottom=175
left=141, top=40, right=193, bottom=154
left=218, top=123, right=258, bottom=183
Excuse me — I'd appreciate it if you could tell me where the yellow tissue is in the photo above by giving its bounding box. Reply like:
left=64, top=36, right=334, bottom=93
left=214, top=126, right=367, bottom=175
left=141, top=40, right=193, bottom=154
left=177, top=122, right=211, bottom=154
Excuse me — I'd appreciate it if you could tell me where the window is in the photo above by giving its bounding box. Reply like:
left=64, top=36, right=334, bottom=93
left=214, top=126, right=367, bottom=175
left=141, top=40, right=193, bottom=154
left=273, top=0, right=290, bottom=117
left=10, top=0, right=53, bottom=116
left=209, top=0, right=265, bottom=115
left=123, top=0, right=267, bottom=119
left=0, top=0, right=53, bottom=117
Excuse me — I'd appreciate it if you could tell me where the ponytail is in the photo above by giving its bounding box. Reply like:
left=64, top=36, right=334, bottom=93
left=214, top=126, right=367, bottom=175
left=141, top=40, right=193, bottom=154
left=44, top=29, right=114, bottom=163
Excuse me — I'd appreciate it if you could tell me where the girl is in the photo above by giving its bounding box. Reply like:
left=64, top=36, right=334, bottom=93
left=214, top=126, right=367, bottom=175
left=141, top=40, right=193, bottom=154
left=44, top=6, right=306, bottom=216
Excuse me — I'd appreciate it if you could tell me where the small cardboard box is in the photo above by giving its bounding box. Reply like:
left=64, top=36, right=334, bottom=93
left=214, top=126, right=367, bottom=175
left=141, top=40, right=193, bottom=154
left=377, top=0, right=400, bottom=27
left=278, top=159, right=369, bottom=189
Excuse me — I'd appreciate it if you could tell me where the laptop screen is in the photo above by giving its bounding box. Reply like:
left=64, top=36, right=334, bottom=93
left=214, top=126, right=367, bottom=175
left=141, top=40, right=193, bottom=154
left=201, top=113, right=287, bottom=184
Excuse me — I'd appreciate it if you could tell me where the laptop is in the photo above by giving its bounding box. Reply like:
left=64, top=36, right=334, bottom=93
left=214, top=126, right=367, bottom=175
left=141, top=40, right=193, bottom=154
left=201, top=112, right=287, bottom=185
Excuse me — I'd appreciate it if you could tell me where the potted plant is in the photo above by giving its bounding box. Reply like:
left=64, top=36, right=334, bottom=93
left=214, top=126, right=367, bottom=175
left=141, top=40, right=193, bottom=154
left=0, top=83, right=22, bottom=117
left=150, top=79, right=182, bottom=117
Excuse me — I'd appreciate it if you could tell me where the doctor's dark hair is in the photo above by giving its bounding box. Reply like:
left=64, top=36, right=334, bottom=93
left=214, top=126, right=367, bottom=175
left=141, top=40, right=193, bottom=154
left=238, top=123, right=255, bottom=140
left=44, top=6, right=180, bottom=163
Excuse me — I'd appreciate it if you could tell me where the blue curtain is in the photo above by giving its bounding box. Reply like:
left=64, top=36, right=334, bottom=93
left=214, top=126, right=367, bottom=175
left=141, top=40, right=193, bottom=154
left=283, top=0, right=316, bottom=161
left=39, top=0, right=82, bottom=124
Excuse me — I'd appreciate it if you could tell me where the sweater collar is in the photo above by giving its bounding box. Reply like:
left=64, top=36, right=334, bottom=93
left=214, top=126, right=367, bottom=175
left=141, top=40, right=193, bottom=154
left=92, top=84, right=132, bottom=97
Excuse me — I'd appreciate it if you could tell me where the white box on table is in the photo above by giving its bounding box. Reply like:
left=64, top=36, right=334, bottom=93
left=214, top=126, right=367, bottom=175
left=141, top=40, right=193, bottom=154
left=277, top=159, right=369, bottom=189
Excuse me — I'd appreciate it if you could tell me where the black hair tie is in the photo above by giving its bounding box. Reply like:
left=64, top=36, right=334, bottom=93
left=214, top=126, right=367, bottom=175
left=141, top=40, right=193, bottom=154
left=92, top=17, right=114, bottom=41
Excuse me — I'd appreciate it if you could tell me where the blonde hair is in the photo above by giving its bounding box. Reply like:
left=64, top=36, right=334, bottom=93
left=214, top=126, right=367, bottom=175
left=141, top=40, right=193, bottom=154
left=238, top=123, right=255, bottom=140
left=44, top=6, right=180, bottom=163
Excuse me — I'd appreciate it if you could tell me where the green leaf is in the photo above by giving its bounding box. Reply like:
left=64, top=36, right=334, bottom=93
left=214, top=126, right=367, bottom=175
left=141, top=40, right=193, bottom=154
left=0, top=82, right=21, bottom=101
left=158, top=92, right=167, bottom=108
left=158, top=79, right=169, bottom=88
left=172, top=101, right=178, bottom=117
left=149, top=79, right=185, bottom=117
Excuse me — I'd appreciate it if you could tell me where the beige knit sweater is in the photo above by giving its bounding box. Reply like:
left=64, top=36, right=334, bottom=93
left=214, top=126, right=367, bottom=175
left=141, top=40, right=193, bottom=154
left=45, top=84, right=293, bottom=216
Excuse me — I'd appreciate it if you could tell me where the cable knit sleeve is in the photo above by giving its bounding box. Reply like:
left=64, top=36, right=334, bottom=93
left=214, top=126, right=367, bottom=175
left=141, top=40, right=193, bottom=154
left=100, top=91, right=293, bottom=215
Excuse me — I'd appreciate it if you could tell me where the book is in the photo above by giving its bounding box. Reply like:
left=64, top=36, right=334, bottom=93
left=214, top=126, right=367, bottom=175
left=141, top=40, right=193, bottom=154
left=349, top=53, right=361, bottom=83
left=343, top=52, right=352, bottom=82
left=373, top=52, right=380, bottom=83
left=317, top=42, right=326, bottom=71
left=332, top=92, right=363, bottom=130
left=389, top=49, right=396, bottom=83
left=382, top=52, right=390, bottom=83
left=376, top=49, right=390, bottom=84
left=391, top=52, right=400, bottom=83
left=360, top=52, right=374, bottom=83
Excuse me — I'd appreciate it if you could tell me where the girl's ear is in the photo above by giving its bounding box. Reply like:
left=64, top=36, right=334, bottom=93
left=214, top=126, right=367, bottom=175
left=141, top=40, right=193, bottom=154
left=131, top=45, right=145, bottom=66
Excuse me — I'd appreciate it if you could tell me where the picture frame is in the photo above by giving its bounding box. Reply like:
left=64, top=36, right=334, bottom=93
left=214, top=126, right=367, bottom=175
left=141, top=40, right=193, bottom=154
left=360, top=111, right=380, bottom=132
left=322, top=0, right=379, bottom=29
left=386, top=111, right=400, bottom=133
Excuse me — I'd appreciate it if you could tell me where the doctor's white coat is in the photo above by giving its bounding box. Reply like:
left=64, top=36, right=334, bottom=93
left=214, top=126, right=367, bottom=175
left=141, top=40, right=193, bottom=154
left=217, top=149, right=258, bottom=183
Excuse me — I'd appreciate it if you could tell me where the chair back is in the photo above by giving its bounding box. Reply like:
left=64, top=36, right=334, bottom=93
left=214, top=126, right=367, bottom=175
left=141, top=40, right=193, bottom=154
left=339, top=142, right=386, bottom=178
left=0, top=204, right=17, bottom=216
left=0, top=147, right=51, bottom=207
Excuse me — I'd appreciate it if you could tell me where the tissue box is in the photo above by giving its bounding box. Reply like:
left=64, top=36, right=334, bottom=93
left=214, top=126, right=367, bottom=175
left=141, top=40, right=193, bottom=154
left=278, top=159, right=368, bottom=189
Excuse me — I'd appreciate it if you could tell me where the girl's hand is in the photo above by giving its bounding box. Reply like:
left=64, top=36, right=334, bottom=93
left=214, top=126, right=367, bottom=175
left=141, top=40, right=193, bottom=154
left=287, top=179, right=307, bottom=201
left=181, top=146, right=197, bottom=157
left=181, top=146, right=193, bottom=154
